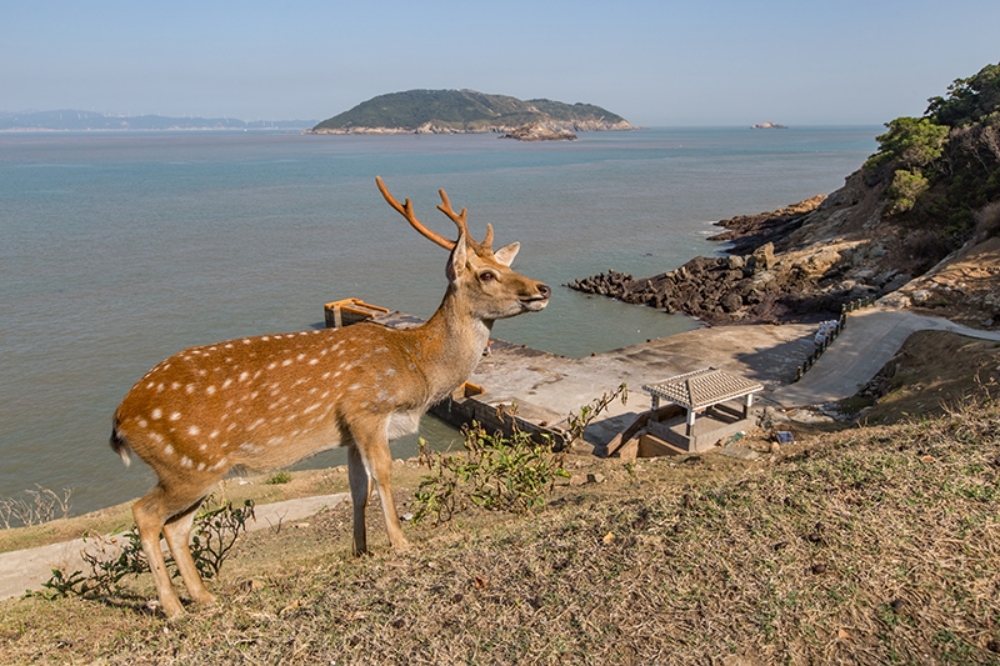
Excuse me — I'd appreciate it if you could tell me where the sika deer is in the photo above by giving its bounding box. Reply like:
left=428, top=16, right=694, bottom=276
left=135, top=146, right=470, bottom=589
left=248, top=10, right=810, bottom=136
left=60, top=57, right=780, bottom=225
left=111, top=176, right=550, bottom=618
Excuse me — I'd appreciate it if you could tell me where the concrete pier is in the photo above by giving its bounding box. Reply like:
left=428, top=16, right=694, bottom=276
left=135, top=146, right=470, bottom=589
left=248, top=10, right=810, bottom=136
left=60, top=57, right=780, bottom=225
left=334, top=303, right=818, bottom=451
left=330, top=300, right=1000, bottom=453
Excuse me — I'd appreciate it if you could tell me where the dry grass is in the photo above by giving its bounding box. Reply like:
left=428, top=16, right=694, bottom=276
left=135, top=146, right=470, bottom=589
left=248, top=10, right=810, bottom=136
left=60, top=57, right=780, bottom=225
left=2, top=395, right=1000, bottom=664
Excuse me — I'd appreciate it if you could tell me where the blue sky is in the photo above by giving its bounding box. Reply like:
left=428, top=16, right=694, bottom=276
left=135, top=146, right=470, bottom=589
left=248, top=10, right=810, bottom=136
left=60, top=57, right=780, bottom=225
left=3, top=0, right=998, bottom=126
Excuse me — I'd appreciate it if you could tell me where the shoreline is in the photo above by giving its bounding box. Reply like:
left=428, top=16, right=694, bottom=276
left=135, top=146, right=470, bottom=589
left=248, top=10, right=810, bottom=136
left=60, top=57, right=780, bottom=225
left=4, top=308, right=999, bottom=599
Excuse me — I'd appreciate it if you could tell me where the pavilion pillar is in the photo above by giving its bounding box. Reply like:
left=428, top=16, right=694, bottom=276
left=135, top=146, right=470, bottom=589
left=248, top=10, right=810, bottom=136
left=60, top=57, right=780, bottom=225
left=744, top=393, right=754, bottom=419
left=685, top=408, right=696, bottom=436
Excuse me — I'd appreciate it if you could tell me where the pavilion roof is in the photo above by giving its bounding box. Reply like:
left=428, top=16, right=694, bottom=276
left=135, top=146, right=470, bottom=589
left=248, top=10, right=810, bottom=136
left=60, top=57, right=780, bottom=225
left=642, top=367, right=763, bottom=411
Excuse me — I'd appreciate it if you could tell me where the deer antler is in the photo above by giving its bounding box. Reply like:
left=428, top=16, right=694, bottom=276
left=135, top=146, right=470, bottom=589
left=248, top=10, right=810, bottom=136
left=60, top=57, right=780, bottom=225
left=376, top=176, right=455, bottom=250
left=437, top=188, right=494, bottom=247
left=377, top=176, right=494, bottom=249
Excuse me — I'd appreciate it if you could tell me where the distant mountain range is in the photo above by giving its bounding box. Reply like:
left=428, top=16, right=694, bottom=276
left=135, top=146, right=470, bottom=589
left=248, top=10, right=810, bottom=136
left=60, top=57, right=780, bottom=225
left=309, top=89, right=634, bottom=135
left=0, top=110, right=317, bottom=131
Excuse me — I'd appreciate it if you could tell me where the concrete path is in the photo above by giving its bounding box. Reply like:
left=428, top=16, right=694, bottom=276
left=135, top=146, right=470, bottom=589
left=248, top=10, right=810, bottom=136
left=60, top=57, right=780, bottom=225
left=770, top=309, right=1000, bottom=408
left=0, top=493, right=347, bottom=602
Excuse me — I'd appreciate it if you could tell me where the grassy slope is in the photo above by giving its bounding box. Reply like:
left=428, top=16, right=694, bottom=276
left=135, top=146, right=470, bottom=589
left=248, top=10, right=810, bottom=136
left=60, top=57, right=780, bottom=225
left=2, top=332, right=1000, bottom=664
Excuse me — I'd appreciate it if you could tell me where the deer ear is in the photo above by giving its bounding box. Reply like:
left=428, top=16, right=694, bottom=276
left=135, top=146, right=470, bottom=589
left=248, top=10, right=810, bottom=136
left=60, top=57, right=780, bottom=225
left=446, top=234, right=468, bottom=281
left=493, top=242, right=520, bottom=267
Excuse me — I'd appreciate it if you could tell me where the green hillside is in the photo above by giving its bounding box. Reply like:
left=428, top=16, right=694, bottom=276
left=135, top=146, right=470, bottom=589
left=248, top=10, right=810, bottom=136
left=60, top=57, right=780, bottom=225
left=310, top=89, right=633, bottom=134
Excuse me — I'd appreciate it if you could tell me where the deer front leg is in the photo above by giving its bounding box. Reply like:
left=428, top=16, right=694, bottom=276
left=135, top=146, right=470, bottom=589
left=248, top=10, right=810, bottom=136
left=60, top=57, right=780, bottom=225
left=350, top=423, right=411, bottom=553
left=348, top=444, right=373, bottom=556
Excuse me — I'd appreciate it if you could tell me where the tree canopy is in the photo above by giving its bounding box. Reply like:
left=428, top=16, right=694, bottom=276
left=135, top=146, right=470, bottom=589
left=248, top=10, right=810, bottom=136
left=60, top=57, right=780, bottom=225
left=863, top=61, right=1000, bottom=243
left=926, top=63, right=1000, bottom=128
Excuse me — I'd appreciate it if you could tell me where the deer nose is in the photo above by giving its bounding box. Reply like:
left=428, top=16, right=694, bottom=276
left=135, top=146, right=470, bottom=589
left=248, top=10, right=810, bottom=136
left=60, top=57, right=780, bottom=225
left=537, top=283, right=552, bottom=300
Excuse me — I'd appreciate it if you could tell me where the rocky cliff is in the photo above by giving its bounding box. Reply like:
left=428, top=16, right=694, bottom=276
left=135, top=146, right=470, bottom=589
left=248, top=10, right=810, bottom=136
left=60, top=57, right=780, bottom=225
left=569, top=169, right=1000, bottom=329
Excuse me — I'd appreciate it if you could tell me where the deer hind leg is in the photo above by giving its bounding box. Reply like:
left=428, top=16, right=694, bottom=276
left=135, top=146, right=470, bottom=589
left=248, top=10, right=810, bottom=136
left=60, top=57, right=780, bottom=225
left=351, top=424, right=411, bottom=553
left=348, top=443, right=373, bottom=556
left=133, top=483, right=213, bottom=618
left=161, top=498, right=215, bottom=607
left=133, top=486, right=186, bottom=618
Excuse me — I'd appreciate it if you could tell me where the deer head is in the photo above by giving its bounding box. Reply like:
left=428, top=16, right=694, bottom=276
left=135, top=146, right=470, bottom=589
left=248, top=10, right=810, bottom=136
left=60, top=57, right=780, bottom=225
left=376, top=175, right=549, bottom=321
left=110, top=177, right=549, bottom=618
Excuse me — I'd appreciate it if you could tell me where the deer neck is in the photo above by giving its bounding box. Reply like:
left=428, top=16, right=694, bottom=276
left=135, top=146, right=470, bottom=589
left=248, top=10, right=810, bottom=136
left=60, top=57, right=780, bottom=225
left=414, top=286, right=492, bottom=399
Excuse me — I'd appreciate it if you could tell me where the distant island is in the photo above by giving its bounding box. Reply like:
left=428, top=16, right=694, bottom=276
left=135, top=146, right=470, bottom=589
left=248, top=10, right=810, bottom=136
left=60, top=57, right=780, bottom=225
left=0, top=110, right=317, bottom=132
left=307, top=89, right=634, bottom=136
left=751, top=121, right=788, bottom=129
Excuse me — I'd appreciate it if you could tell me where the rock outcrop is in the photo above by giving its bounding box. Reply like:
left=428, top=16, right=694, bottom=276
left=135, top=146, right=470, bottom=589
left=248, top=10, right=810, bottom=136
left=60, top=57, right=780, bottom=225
left=500, top=124, right=577, bottom=141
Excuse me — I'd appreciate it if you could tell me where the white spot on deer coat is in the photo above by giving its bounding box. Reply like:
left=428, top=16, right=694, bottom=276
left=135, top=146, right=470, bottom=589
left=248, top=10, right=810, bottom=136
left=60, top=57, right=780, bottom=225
left=151, top=408, right=163, bottom=420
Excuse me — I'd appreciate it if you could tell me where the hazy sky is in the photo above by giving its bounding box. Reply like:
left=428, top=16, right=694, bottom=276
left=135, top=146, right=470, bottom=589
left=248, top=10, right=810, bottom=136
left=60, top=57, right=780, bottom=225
left=3, top=0, right=998, bottom=126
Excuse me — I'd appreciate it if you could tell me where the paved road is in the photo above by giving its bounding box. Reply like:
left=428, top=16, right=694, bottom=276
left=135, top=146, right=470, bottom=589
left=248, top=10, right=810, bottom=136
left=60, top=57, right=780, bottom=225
left=769, top=308, right=1000, bottom=409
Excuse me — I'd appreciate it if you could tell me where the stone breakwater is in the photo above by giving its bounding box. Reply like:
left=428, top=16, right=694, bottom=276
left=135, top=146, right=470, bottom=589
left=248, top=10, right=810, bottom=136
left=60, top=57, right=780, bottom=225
left=567, top=243, right=821, bottom=326
left=567, top=195, right=861, bottom=326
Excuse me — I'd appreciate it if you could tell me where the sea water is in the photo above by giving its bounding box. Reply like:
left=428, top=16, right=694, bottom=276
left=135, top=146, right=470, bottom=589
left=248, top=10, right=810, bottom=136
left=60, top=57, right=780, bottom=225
left=0, top=127, right=878, bottom=514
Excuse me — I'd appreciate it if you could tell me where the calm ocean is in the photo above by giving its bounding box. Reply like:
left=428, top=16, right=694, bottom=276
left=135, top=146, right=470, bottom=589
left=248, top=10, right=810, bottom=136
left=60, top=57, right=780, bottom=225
left=0, top=127, right=878, bottom=515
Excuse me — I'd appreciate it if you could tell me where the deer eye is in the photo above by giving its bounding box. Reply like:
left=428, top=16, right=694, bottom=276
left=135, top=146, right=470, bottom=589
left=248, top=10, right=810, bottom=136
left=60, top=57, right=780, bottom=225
left=479, top=271, right=497, bottom=283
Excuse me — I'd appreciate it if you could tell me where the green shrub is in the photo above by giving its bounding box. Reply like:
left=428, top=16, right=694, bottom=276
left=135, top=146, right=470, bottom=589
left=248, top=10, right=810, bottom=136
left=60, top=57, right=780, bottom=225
left=39, top=499, right=255, bottom=600
left=266, top=470, right=292, bottom=485
left=864, top=117, right=948, bottom=172
left=412, top=422, right=568, bottom=525
left=887, top=169, right=931, bottom=214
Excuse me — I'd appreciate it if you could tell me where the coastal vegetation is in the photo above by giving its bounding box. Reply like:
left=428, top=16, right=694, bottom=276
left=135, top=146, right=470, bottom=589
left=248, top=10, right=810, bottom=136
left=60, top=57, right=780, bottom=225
left=309, top=89, right=633, bottom=134
left=866, top=63, right=1000, bottom=241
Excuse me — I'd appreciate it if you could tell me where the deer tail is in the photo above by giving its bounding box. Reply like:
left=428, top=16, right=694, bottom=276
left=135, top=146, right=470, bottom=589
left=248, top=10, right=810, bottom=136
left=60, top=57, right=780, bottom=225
left=110, top=419, right=132, bottom=468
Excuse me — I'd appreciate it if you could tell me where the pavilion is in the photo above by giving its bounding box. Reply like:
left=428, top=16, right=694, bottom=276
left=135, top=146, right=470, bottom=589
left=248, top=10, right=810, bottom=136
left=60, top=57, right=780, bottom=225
left=638, top=367, right=764, bottom=453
